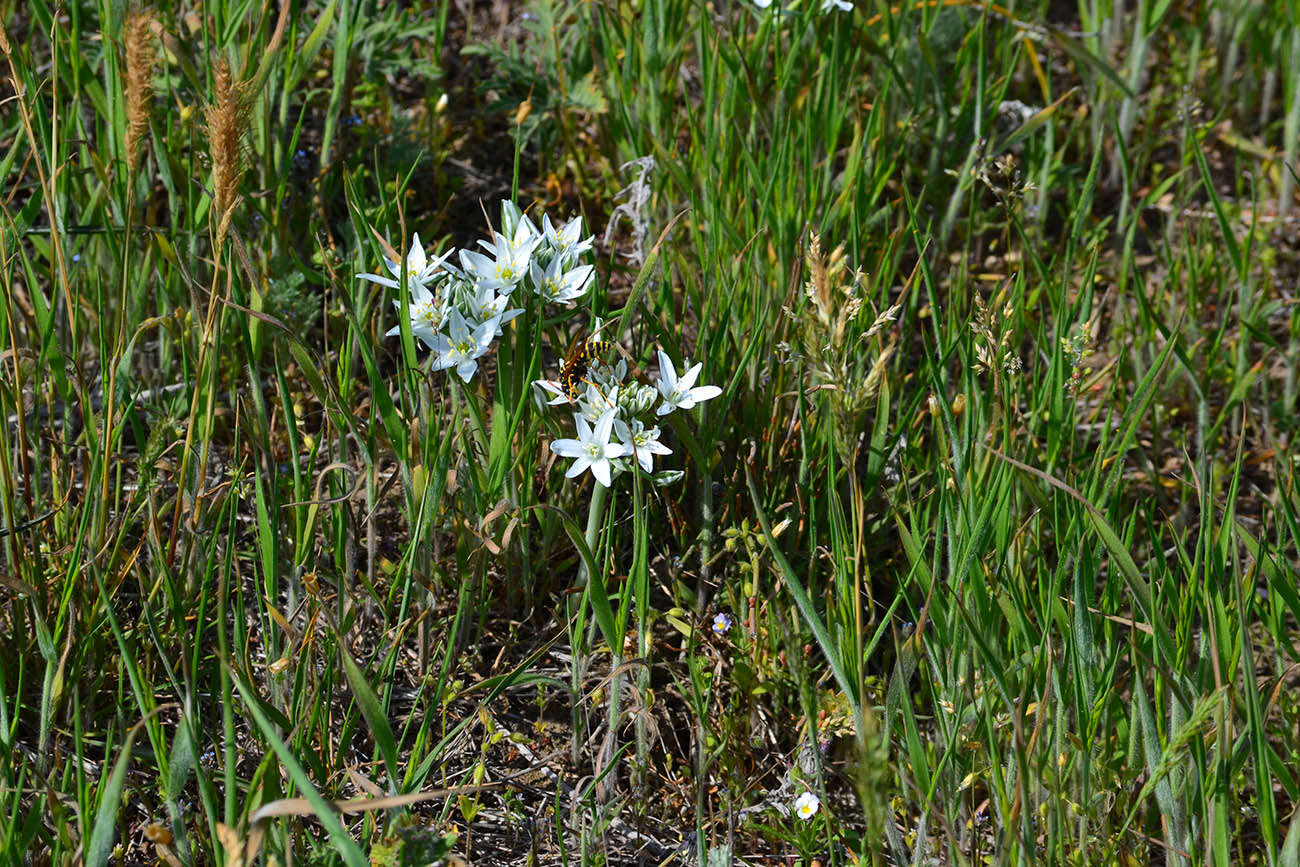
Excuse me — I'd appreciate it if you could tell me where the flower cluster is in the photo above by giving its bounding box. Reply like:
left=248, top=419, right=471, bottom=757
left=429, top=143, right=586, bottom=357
left=362, top=202, right=595, bottom=382
left=537, top=347, right=721, bottom=488
left=364, top=200, right=722, bottom=491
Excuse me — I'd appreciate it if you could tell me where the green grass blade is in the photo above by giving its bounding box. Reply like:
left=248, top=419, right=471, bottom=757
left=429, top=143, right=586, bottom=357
left=230, top=670, right=368, bottom=867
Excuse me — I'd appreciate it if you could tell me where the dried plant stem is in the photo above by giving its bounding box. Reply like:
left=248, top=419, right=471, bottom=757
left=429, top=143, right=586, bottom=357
left=166, top=59, right=246, bottom=561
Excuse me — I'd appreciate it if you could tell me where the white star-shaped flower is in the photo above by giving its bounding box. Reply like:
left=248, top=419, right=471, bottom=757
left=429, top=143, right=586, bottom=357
left=530, top=256, right=594, bottom=305
left=542, top=213, right=594, bottom=265
left=469, top=284, right=524, bottom=336
left=655, top=351, right=722, bottom=416
left=614, top=418, right=672, bottom=473
left=550, top=408, right=629, bottom=488
left=577, top=383, right=619, bottom=425
left=459, top=231, right=540, bottom=293
left=431, top=309, right=495, bottom=382
left=384, top=280, right=446, bottom=350
left=357, top=233, right=451, bottom=290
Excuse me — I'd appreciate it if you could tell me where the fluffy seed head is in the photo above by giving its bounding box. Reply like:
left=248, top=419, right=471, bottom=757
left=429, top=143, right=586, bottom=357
left=204, top=60, right=247, bottom=245
left=123, top=11, right=158, bottom=176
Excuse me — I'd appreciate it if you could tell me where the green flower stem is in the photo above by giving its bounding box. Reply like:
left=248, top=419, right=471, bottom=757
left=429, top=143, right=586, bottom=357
left=631, top=469, right=651, bottom=788
left=576, top=480, right=608, bottom=588
left=571, top=480, right=610, bottom=769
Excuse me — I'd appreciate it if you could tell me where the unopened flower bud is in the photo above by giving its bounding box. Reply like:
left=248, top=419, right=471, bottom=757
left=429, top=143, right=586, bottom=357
left=621, top=382, right=659, bottom=416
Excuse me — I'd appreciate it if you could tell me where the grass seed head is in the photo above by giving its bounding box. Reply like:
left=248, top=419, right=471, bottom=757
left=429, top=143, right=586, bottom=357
left=123, top=10, right=159, bottom=176
left=204, top=59, right=248, bottom=246
left=793, top=233, right=895, bottom=460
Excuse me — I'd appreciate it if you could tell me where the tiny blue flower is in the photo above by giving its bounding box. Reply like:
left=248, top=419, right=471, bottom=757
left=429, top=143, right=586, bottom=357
left=711, top=612, right=733, bottom=635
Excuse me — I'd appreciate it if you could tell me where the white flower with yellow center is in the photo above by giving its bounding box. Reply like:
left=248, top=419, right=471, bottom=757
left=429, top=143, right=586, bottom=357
left=655, top=351, right=723, bottom=416
left=384, top=279, right=448, bottom=351
left=614, top=418, right=672, bottom=473
left=542, top=213, right=594, bottom=265
left=530, top=256, right=594, bottom=305
left=462, top=230, right=541, bottom=293
left=469, top=284, right=523, bottom=336
left=431, top=309, right=495, bottom=382
left=793, top=791, right=819, bottom=821
left=550, top=408, right=629, bottom=488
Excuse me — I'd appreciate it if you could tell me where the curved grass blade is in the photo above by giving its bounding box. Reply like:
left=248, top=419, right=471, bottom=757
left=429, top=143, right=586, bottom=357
left=744, top=462, right=858, bottom=714
left=340, top=647, right=400, bottom=794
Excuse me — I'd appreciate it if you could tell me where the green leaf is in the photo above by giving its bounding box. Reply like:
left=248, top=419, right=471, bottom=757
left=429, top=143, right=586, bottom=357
left=993, top=87, right=1078, bottom=155
left=1047, top=26, right=1135, bottom=99
left=744, top=463, right=859, bottom=716
left=340, top=648, right=400, bottom=793
left=1191, top=130, right=1247, bottom=285
left=86, top=724, right=144, bottom=867
left=1282, top=812, right=1300, bottom=867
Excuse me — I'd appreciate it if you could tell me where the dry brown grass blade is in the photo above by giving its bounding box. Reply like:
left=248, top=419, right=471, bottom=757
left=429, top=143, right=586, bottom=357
left=231, top=782, right=504, bottom=865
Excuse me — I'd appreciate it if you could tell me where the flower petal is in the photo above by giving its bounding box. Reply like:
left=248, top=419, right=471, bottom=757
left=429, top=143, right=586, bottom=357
left=656, top=350, right=678, bottom=389
left=551, top=438, right=584, bottom=458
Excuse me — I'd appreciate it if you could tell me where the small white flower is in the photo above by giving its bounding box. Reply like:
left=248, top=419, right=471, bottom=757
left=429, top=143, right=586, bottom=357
left=655, top=351, right=723, bottom=416
left=469, top=284, right=524, bottom=336
left=711, top=612, right=733, bottom=635
left=542, top=213, right=594, bottom=265
left=753, top=0, right=773, bottom=6
left=614, top=418, right=672, bottom=473
left=550, top=408, right=628, bottom=488
left=794, top=791, right=819, bottom=821
left=431, top=309, right=495, bottom=382
left=358, top=233, right=452, bottom=290
left=460, top=230, right=541, bottom=292
left=578, top=383, right=619, bottom=425
left=384, top=281, right=446, bottom=350
left=820, top=0, right=852, bottom=9
left=530, top=256, right=594, bottom=305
